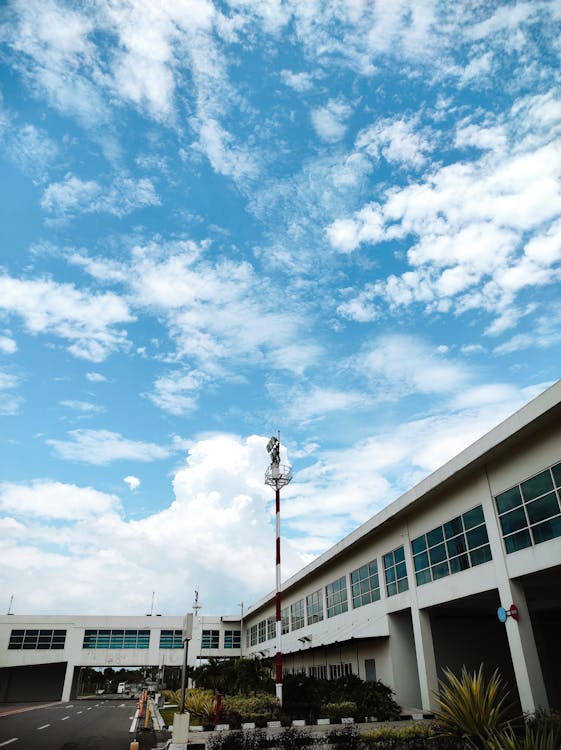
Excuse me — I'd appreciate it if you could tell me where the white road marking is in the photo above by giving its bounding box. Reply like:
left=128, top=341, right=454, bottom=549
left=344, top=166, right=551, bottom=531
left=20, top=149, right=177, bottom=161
left=37, top=725, right=50, bottom=730
left=61, top=716, right=70, bottom=721
left=77, top=711, right=83, bottom=714
left=0, top=740, right=18, bottom=747
left=87, top=707, right=92, bottom=711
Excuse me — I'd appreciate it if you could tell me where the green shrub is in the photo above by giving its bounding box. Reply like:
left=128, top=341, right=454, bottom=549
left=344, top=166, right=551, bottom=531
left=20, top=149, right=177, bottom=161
left=361, top=722, right=435, bottom=742
left=327, top=725, right=362, bottom=750
left=222, top=693, right=280, bottom=727
left=208, top=729, right=268, bottom=750
left=322, top=702, right=358, bottom=722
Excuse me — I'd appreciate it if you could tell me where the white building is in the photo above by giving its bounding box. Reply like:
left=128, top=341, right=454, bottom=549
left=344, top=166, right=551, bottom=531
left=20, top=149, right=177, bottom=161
left=2, top=382, right=561, bottom=711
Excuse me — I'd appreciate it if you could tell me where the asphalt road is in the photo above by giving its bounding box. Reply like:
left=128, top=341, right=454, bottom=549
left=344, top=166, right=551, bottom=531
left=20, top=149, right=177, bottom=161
left=0, top=699, right=140, bottom=750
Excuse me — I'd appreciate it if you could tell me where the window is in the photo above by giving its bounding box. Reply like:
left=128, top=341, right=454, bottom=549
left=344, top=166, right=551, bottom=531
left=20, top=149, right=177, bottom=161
left=258, top=620, right=267, bottom=643
left=329, top=663, right=353, bottom=679
left=281, top=607, right=289, bottom=635
left=325, top=576, right=348, bottom=617
left=309, top=665, right=327, bottom=679
left=495, top=461, right=561, bottom=554
left=306, top=589, right=324, bottom=624
left=350, top=560, right=380, bottom=608
left=383, top=546, right=408, bottom=596
left=224, top=630, right=241, bottom=649
left=201, top=630, right=219, bottom=649
left=267, top=616, right=276, bottom=640
left=411, top=505, right=492, bottom=586
left=290, top=599, right=305, bottom=630
left=159, top=630, right=183, bottom=649
left=9, top=629, right=66, bottom=650
left=82, top=629, right=149, bottom=649
left=249, top=624, right=258, bottom=646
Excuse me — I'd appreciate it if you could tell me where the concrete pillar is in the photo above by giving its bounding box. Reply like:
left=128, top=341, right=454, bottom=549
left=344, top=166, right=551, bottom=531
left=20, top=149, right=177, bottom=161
left=387, top=611, right=421, bottom=710
left=497, top=579, right=548, bottom=712
left=410, top=606, right=438, bottom=711
left=61, top=663, right=75, bottom=702
left=481, top=488, right=549, bottom=713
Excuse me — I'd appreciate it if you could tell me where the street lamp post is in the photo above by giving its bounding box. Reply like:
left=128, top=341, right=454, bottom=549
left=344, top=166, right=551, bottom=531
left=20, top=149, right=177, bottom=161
left=179, top=613, right=193, bottom=714
left=265, top=434, right=292, bottom=707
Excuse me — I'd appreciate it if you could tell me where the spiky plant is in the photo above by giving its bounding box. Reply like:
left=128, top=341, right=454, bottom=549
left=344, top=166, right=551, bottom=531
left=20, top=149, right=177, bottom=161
left=485, top=725, right=561, bottom=750
left=433, top=665, right=512, bottom=748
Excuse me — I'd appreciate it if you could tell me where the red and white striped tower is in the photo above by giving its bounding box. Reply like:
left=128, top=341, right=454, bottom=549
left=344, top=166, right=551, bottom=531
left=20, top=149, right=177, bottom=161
left=265, top=434, right=292, bottom=707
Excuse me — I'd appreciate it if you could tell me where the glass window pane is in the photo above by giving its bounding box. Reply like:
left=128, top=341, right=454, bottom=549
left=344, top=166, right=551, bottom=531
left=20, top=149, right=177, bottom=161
left=531, top=516, right=561, bottom=545
left=432, top=561, right=449, bottom=580
left=495, top=487, right=522, bottom=514
left=462, top=505, right=484, bottom=529
left=500, top=507, right=527, bottom=535
left=552, top=463, right=561, bottom=487
left=449, top=554, right=470, bottom=573
left=429, top=543, right=446, bottom=564
left=383, top=552, right=394, bottom=568
left=526, top=493, right=560, bottom=525
left=444, top=517, right=463, bottom=538
left=446, top=535, right=467, bottom=556
left=504, top=530, right=532, bottom=554
left=385, top=566, right=396, bottom=583
left=413, top=552, right=429, bottom=571
left=411, top=536, right=426, bottom=554
left=396, top=561, right=407, bottom=579
left=521, top=470, right=554, bottom=501
left=397, top=578, right=409, bottom=593
left=469, top=545, right=492, bottom=566
left=466, top=525, right=489, bottom=549
left=427, top=527, right=444, bottom=547
left=387, top=582, right=397, bottom=597
left=394, top=546, right=405, bottom=563
left=415, top=569, right=432, bottom=586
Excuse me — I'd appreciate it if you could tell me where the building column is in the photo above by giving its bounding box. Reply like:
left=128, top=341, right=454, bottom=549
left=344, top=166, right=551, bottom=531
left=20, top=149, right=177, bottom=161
left=481, top=488, right=549, bottom=713
left=410, top=606, right=438, bottom=711
left=497, top=579, right=548, bottom=712
left=61, top=663, right=75, bottom=702
left=387, top=611, right=421, bottom=710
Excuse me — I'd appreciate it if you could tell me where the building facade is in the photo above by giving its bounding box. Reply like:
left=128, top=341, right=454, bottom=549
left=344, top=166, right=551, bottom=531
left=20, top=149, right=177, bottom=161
left=2, top=382, right=561, bottom=710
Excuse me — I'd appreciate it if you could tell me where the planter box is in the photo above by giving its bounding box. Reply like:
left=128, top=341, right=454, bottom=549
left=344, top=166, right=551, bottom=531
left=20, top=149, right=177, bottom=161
left=267, top=721, right=281, bottom=728
left=365, top=717, right=378, bottom=723
left=242, top=723, right=256, bottom=729
left=341, top=718, right=354, bottom=724
left=215, top=724, right=230, bottom=731
left=191, top=726, right=204, bottom=732
left=316, top=719, right=330, bottom=725
left=292, top=720, right=306, bottom=726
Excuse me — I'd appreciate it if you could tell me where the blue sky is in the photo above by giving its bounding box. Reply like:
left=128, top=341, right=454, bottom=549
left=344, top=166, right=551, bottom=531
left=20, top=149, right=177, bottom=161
left=1, top=0, right=560, bottom=616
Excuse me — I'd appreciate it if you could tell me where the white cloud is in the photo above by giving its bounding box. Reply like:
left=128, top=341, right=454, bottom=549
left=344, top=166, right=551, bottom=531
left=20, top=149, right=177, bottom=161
left=46, top=429, right=172, bottom=465
left=355, top=335, right=470, bottom=399
left=148, top=370, right=206, bottom=416
left=0, top=434, right=307, bottom=614
left=86, top=372, right=108, bottom=383
left=280, top=69, right=315, bottom=92
left=0, top=274, right=133, bottom=362
left=123, top=475, right=140, bottom=491
left=0, top=336, right=17, bottom=354
left=60, top=400, right=105, bottom=414
left=0, top=480, right=120, bottom=521
left=41, top=174, right=160, bottom=221
left=0, top=370, right=22, bottom=415
left=356, top=116, right=431, bottom=168
left=311, top=99, right=352, bottom=143
left=286, top=387, right=371, bottom=423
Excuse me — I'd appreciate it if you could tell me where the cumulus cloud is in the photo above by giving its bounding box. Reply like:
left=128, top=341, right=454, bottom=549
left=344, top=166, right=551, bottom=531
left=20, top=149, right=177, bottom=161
left=147, top=370, right=206, bottom=415
left=46, top=429, right=172, bottom=465
left=0, top=434, right=307, bottom=614
left=0, top=336, right=17, bottom=354
left=0, top=370, right=22, bottom=415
